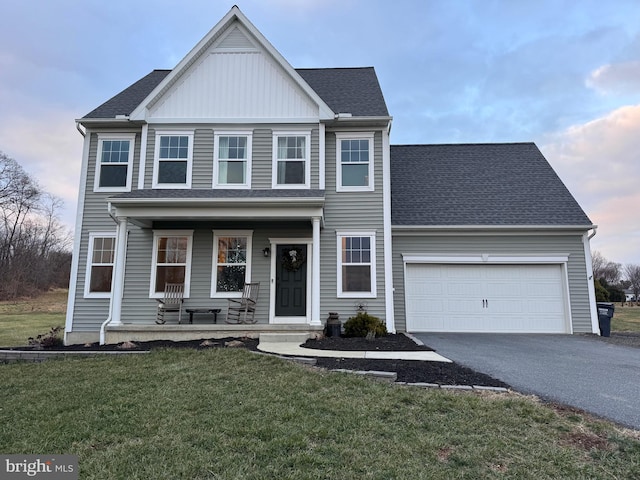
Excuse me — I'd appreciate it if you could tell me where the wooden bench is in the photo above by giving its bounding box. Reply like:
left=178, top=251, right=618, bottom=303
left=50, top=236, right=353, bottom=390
left=184, top=308, right=221, bottom=324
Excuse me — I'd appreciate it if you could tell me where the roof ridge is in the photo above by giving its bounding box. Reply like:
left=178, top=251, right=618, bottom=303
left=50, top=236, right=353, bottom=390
left=391, top=142, right=536, bottom=147
left=295, top=66, right=374, bottom=71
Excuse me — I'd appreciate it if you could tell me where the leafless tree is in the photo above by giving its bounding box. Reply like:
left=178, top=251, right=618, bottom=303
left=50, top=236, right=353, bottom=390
left=591, top=250, right=622, bottom=285
left=625, top=264, right=640, bottom=304
left=0, top=151, right=71, bottom=300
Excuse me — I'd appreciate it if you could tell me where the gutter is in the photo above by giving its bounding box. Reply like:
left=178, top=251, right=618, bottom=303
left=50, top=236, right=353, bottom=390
left=75, top=121, right=86, bottom=137
left=588, top=226, right=598, bottom=239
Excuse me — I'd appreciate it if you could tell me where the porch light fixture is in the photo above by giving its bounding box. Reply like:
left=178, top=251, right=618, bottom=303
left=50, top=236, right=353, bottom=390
left=263, top=247, right=270, bottom=257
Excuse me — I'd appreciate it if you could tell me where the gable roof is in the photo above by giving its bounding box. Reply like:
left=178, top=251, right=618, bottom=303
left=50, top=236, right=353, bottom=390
left=82, top=67, right=388, bottom=120
left=390, top=143, right=593, bottom=227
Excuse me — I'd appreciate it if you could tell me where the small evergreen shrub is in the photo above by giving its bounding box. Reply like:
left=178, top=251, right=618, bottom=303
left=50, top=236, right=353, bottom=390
left=343, top=312, right=387, bottom=338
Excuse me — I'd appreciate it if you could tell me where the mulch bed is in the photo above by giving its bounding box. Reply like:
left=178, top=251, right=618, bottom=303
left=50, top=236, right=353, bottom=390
left=301, top=333, right=433, bottom=351
left=302, top=333, right=508, bottom=387
left=8, top=334, right=508, bottom=387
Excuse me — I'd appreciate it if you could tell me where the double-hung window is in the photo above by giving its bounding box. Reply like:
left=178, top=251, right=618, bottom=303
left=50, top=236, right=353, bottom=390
left=94, top=134, right=135, bottom=192
left=337, top=232, right=376, bottom=298
left=153, top=131, right=193, bottom=188
left=336, top=132, right=374, bottom=192
left=211, top=231, right=253, bottom=297
left=150, top=230, right=193, bottom=298
left=272, top=132, right=310, bottom=188
left=84, top=233, right=116, bottom=298
left=214, top=132, right=252, bottom=188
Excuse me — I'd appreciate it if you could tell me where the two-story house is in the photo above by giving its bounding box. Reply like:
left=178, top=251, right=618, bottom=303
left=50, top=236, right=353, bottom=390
left=65, top=7, right=598, bottom=345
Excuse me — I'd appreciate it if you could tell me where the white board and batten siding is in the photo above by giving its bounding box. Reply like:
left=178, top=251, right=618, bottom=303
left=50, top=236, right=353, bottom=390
left=148, top=26, right=320, bottom=121
left=392, top=234, right=594, bottom=334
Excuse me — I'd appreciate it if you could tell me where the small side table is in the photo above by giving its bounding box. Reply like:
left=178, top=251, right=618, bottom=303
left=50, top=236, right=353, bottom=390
left=184, top=308, right=221, bottom=324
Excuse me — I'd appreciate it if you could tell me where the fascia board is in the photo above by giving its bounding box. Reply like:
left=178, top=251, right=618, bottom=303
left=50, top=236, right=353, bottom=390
left=109, top=196, right=325, bottom=208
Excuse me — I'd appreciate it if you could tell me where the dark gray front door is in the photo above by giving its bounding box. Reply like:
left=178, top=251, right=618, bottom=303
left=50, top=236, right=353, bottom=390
left=275, top=244, right=307, bottom=317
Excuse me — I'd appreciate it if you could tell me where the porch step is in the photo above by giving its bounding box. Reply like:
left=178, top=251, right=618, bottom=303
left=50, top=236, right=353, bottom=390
left=259, top=332, right=314, bottom=344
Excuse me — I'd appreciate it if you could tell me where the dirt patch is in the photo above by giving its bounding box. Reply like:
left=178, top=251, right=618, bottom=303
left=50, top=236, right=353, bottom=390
left=561, top=430, right=612, bottom=452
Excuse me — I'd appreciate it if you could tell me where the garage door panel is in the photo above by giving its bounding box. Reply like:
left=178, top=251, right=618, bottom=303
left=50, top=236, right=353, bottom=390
left=405, top=263, right=568, bottom=333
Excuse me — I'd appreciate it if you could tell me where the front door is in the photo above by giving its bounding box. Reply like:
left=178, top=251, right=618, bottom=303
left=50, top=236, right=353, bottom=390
left=275, top=244, right=307, bottom=317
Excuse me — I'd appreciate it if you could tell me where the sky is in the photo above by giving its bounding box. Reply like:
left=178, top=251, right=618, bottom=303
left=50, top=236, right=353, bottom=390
left=1, top=0, right=639, bottom=267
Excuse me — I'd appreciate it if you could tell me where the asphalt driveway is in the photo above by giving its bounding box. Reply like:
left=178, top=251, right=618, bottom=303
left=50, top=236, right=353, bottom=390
left=413, top=333, right=640, bottom=430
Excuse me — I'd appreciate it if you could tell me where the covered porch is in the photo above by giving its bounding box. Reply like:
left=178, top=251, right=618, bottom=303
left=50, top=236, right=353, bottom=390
left=101, top=190, right=325, bottom=344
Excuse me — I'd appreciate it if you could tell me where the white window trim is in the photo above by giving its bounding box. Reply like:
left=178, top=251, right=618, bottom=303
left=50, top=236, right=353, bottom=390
left=213, top=131, right=253, bottom=189
left=336, top=231, right=377, bottom=298
left=149, top=230, right=193, bottom=299
left=94, top=133, right=135, bottom=193
left=152, top=130, right=194, bottom=189
left=211, top=230, right=253, bottom=298
left=272, top=130, right=311, bottom=189
left=335, top=132, right=375, bottom=192
left=84, top=232, right=117, bottom=298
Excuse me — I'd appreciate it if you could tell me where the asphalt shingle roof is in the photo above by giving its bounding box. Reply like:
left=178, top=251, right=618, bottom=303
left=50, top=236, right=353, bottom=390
left=297, top=67, right=389, bottom=117
left=83, top=70, right=171, bottom=119
left=390, top=143, right=592, bottom=226
left=110, top=189, right=325, bottom=200
left=83, top=67, right=388, bottom=119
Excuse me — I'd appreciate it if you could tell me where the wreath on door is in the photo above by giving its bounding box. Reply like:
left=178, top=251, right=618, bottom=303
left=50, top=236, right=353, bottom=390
left=282, top=247, right=306, bottom=272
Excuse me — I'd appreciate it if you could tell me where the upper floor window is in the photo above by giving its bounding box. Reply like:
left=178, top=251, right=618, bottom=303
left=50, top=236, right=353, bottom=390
left=211, top=231, right=253, bottom=297
left=336, top=231, right=376, bottom=298
left=336, top=133, right=374, bottom=192
left=153, top=131, right=193, bottom=189
left=94, top=134, right=135, bottom=192
left=150, top=230, right=193, bottom=298
left=214, top=132, right=252, bottom=189
left=272, top=132, right=311, bottom=188
left=84, top=232, right=116, bottom=298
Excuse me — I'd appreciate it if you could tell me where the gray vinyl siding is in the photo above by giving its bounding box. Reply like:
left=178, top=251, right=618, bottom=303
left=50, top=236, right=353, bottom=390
left=319, top=130, right=387, bottom=322
left=391, top=233, right=592, bottom=333
left=71, top=130, right=142, bottom=332
left=119, top=222, right=312, bottom=324
left=144, top=125, right=320, bottom=189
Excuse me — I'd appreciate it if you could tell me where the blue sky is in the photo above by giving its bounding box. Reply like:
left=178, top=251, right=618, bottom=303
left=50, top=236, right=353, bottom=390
left=1, top=0, right=639, bottom=266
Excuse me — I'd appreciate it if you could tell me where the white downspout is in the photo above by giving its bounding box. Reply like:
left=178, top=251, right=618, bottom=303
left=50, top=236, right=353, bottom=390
left=584, top=226, right=599, bottom=334
left=311, top=216, right=322, bottom=325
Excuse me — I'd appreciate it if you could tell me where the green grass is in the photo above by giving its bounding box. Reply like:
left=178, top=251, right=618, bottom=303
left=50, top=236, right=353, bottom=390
left=0, top=289, right=67, bottom=346
left=1, top=350, right=639, bottom=479
left=612, top=303, right=640, bottom=332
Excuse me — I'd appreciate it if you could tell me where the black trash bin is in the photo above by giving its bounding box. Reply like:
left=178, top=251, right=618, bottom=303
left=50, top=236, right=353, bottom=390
left=596, top=302, right=614, bottom=337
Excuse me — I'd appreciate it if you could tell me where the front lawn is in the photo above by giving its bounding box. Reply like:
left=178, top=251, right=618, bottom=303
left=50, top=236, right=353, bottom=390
left=613, top=303, right=640, bottom=332
left=1, top=349, right=638, bottom=479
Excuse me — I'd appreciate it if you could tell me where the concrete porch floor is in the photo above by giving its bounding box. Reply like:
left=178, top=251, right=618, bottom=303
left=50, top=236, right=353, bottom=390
left=105, top=323, right=324, bottom=344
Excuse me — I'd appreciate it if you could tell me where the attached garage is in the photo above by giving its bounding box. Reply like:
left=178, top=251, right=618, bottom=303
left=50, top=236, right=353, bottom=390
left=404, top=262, right=570, bottom=333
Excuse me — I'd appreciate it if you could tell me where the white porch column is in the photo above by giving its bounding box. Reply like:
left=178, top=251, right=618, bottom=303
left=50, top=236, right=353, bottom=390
left=109, top=216, right=128, bottom=326
left=311, top=216, right=321, bottom=325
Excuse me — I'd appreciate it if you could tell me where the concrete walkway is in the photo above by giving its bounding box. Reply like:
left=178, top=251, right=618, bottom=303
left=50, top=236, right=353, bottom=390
left=257, top=333, right=451, bottom=362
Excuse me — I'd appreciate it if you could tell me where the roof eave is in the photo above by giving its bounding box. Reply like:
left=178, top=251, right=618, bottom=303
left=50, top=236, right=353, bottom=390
left=392, top=224, right=596, bottom=235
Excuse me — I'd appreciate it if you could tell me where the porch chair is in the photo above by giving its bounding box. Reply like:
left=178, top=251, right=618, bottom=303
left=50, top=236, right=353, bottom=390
left=225, top=282, right=260, bottom=324
left=155, top=283, right=185, bottom=324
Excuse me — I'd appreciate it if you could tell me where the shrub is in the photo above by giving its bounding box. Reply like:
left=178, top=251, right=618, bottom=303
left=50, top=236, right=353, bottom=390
left=28, top=326, right=64, bottom=349
left=343, top=312, right=387, bottom=338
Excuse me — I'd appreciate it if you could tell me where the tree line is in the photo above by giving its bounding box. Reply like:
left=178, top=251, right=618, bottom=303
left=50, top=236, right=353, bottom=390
left=592, top=251, right=640, bottom=303
left=0, top=151, right=71, bottom=300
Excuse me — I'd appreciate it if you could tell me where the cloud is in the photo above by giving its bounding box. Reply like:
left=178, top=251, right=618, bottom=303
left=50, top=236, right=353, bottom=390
left=586, top=60, right=640, bottom=94
left=0, top=109, right=82, bottom=230
left=541, top=104, right=640, bottom=264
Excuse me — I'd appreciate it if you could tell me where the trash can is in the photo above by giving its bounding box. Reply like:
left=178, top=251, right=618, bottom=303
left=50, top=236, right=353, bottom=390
left=325, top=312, right=341, bottom=337
left=596, top=302, right=614, bottom=337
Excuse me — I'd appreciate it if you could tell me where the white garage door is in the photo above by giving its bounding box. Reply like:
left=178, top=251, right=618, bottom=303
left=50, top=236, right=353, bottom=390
left=405, top=264, right=568, bottom=333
